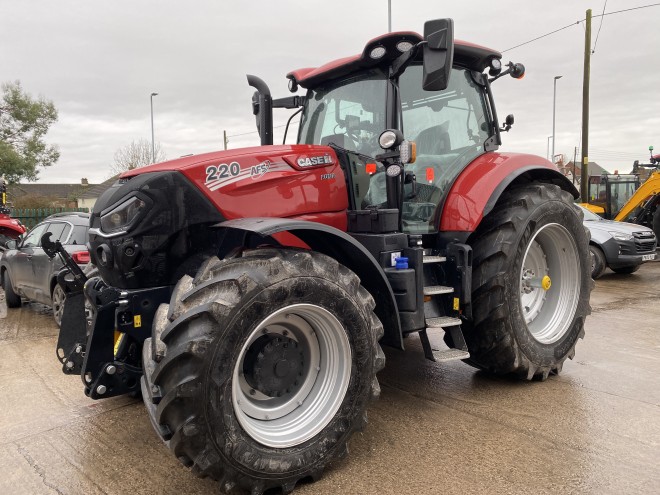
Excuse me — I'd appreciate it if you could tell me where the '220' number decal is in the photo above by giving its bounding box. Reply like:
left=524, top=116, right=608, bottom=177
left=206, top=162, right=240, bottom=182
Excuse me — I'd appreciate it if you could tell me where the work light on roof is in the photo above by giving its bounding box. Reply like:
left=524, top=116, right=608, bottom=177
left=369, top=46, right=387, bottom=59
left=396, top=41, right=414, bottom=53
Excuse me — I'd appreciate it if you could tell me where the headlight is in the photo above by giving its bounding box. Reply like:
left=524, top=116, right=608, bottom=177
left=100, top=196, right=146, bottom=233
left=378, top=129, right=403, bottom=150
left=608, top=231, right=633, bottom=241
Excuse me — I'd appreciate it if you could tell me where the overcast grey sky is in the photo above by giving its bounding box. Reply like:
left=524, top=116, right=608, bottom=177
left=1, top=0, right=659, bottom=184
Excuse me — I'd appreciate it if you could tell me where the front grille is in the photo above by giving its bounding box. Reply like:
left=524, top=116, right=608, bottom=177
left=633, top=231, right=657, bottom=253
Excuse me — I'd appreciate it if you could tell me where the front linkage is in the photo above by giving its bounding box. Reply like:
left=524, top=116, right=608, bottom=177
left=44, top=231, right=170, bottom=399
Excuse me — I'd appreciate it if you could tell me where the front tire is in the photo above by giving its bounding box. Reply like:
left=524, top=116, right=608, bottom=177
left=589, top=245, right=606, bottom=279
left=52, top=283, right=66, bottom=327
left=141, top=248, right=384, bottom=494
left=458, top=184, right=592, bottom=380
left=3, top=272, right=22, bottom=308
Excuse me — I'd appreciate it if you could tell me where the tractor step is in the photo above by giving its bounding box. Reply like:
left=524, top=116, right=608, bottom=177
left=426, top=316, right=462, bottom=328
left=423, top=255, right=446, bottom=264
left=430, top=348, right=470, bottom=362
left=423, top=285, right=454, bottom=295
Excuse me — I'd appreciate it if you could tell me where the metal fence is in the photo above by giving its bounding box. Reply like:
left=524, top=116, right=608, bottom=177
left=11, top=208, right=90, bottom=229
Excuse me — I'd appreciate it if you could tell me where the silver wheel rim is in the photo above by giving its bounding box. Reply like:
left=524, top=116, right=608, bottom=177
left=519, top=223, right=581, bottom=344
left=52, top=285, right=66, bottom=326
left=232, top=304, right=351, bottom=448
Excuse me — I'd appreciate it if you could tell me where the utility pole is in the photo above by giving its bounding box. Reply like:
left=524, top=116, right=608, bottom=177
left=580, top=9, right=592, bottom=200
left=223, top=130, right=228, bottom=150
left=388, top=0, right=392, bottom=32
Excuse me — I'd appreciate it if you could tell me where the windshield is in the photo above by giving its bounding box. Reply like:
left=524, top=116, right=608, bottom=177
left=297, top=65, right=492, bottom=234
left=298, top=71, right=387, bottom=157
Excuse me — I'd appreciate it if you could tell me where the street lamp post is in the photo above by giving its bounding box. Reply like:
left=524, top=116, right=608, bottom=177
left=551, top=75, right=562, bottom=164
left=547, top=136, right=552, bottom=161
left=150, top=92, right=158, bottom=163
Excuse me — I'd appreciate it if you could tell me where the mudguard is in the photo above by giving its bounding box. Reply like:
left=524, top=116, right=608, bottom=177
left=440, top=153, right=578, bottom=232
left=216, top=217, right=404, bottom=349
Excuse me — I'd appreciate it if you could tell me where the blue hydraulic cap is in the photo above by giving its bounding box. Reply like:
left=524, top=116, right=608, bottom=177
left=395, top=257, right=409, bottom=270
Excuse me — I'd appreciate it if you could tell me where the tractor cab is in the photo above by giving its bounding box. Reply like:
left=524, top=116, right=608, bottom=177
left=251, top=19, right=525, bottom=236
left=584, top=173, right=640, bottom=219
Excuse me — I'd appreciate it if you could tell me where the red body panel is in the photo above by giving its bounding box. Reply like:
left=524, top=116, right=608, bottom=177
left=287, top=31, right=501, bottom=89
left=124, top=145, right=349, bottom=228
left=440, top=152, right=558, bottom=232
left=0, top=214, right=26, bottom=238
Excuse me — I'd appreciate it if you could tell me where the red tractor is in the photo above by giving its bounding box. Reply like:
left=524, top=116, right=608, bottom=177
left=0, top=178, right=27, bottom=245
left=52, top=19, right=591, bottom=494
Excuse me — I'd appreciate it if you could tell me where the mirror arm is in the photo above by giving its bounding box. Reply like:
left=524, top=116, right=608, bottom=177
left=389, top=42, right=425, bottom=81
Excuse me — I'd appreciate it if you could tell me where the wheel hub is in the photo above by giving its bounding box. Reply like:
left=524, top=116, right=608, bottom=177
left=244, top=335, right=304, bottom=397
left=232, top=304, right=352, bottom=448
left=519, top=223, right=581, bottom=344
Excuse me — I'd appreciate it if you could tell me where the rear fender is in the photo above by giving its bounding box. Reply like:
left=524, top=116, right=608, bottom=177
left=440, top=153, right=578, bottom=232
left=216, top=217, right=403, bottom=349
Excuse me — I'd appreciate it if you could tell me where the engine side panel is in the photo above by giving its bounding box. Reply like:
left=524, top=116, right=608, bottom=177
left=124, top=145, right=349, bottom=222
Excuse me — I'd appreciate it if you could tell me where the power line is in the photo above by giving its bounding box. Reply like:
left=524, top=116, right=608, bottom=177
left=591, top=0, right=608, bottom=53
left=502, top=2, right=660, bottom=53
left=226, top=121, right=298, bottom=139
left=502, top=22, right=581, bottom=53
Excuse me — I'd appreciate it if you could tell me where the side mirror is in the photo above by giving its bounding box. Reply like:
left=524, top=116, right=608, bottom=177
left=422, top=18, right=454, bottom=91
left=5, top=239, right=17, bottom=250
left=501, top=114, right=515, bottom=132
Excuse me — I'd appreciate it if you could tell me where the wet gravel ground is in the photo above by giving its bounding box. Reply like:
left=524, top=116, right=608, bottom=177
left=1, top=260, right=659, bottom=494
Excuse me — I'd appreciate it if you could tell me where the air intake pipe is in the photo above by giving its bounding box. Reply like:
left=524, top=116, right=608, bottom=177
left=247, top=75, right=273, bottom=146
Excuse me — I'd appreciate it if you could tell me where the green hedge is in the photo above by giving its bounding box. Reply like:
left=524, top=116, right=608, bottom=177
left=11, top=208, right=90, bottom=229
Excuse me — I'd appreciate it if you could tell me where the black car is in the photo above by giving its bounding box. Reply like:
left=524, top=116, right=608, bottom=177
left=1, top=212, right=90, bottom=325
left=580, top=206, right=657, bottom=278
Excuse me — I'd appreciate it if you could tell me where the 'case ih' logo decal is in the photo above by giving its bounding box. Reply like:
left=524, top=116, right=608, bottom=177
left=297, top=154, right=334, bottom=167
left=204, top=160, right=289, bottom=192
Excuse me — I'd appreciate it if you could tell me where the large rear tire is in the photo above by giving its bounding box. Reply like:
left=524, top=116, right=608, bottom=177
left=453, top=184, right=592, bottom=380
left=141, top=248, right=384, bottom=494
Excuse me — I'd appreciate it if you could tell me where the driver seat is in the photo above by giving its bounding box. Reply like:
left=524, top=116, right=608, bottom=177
left=416, top=125, right=451, bottom=155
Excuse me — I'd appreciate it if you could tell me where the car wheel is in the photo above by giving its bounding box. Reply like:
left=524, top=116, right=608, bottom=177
left=52, top=283, right=66, bottom=327
left=611, top=265, right=640, bottom=275
left=589, top=245, right=606, bottom=279
left=3, top=271, right=22, bottom=308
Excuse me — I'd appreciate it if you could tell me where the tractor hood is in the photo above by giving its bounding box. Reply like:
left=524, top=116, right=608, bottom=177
left=88, top=145, right=348, bottom=289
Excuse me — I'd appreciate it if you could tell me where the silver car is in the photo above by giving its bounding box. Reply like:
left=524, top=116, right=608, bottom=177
left=1, top=212, right=90, bottom=325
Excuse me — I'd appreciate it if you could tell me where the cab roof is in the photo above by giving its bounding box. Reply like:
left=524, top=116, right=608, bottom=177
left=287, top=31, right=501, bottom=89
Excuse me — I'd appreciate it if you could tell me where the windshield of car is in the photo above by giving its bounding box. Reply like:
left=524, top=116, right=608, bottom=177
left=579, top=206, right=603, bottom=221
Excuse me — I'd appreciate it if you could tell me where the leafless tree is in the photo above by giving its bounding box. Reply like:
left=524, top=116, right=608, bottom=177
left=111, top=139, right=166, bottom=175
